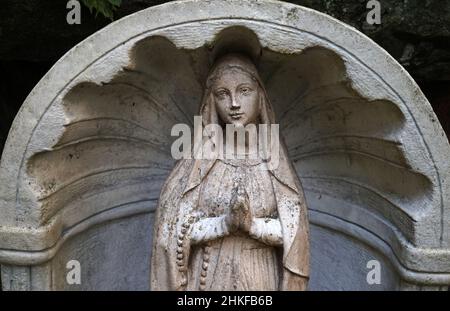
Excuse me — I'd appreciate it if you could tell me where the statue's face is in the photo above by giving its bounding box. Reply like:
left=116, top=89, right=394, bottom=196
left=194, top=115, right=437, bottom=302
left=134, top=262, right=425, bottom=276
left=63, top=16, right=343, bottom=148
left=212, top=69, right=260, bottom=127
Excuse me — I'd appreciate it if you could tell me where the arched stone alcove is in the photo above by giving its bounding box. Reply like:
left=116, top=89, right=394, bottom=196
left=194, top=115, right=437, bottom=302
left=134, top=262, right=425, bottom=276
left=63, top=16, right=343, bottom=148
left=0, top=0, right=449, bottom=290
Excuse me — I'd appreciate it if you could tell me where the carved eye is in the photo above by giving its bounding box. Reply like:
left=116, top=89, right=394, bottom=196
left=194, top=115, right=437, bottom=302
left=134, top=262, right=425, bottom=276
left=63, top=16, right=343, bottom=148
left=240, top=87, right=252, bottom=95
left=215, top=90, right=228, bottom=99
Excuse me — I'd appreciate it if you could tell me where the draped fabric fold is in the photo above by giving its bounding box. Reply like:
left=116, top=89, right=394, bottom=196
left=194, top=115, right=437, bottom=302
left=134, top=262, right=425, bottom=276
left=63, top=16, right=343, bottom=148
left=150, top=54, right=309, bottom=291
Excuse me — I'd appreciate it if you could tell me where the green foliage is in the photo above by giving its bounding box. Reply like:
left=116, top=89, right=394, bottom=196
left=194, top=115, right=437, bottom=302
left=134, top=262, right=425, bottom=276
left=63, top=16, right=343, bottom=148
left=81, top=0, right=122, bottom=20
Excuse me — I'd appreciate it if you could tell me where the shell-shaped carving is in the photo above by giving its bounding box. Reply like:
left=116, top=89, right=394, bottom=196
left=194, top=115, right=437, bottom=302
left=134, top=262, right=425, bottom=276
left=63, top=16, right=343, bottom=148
left=27, top=34, right=432, bottom=250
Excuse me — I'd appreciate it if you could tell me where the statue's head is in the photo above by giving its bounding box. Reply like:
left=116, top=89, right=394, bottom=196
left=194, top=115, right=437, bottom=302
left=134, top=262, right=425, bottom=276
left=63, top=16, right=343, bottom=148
left=200, top=54, right=275, bottom=128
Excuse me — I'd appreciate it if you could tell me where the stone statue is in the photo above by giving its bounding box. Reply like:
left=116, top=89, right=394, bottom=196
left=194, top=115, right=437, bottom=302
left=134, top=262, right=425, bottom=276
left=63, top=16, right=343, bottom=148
left=150, top=54, right=310, bottom=291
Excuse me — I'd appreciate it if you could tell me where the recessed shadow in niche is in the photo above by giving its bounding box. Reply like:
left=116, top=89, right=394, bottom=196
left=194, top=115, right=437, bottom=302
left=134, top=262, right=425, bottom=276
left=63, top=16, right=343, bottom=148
left=258, top=45, right=432, bottom=242
left=27, top=27, right=432, bottom=240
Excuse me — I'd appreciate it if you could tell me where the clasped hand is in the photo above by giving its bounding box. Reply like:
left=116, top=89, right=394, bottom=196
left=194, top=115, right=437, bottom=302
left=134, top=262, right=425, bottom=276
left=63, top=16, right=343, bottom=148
left=225, top=181, right=252, bottom=234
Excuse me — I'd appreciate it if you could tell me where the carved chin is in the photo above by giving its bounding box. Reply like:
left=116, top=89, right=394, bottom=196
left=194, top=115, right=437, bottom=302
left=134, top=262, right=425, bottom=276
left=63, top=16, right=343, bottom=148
left=228, top=117, right=247, bottom=126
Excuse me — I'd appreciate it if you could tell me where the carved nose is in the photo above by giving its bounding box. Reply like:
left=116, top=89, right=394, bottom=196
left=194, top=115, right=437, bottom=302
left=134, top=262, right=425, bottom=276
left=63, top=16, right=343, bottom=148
left=231, top=96, right=240, bottom=109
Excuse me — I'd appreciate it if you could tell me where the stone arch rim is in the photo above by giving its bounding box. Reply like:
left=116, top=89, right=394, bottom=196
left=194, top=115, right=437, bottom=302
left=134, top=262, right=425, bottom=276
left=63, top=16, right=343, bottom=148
left=1, top=1, right=445, bottom=244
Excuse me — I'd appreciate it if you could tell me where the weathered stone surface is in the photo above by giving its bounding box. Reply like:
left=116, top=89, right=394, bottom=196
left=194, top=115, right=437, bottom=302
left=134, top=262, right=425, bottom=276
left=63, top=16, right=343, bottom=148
left=0, top=0, right=449, bottom=290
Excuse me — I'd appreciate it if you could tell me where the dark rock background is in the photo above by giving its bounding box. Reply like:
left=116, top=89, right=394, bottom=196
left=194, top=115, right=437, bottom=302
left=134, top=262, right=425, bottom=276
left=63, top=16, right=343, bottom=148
left=1, top=0, right=449, bottom=153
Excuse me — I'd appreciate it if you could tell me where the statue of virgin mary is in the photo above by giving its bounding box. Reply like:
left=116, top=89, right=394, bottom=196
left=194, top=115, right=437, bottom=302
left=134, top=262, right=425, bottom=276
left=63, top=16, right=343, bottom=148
left=150, top=53, right=310, bottom=291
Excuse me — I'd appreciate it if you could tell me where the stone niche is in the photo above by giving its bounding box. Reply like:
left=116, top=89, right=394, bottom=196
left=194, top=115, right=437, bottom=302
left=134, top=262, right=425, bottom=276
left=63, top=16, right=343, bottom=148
left=0, top=0, right=449, bottom=290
